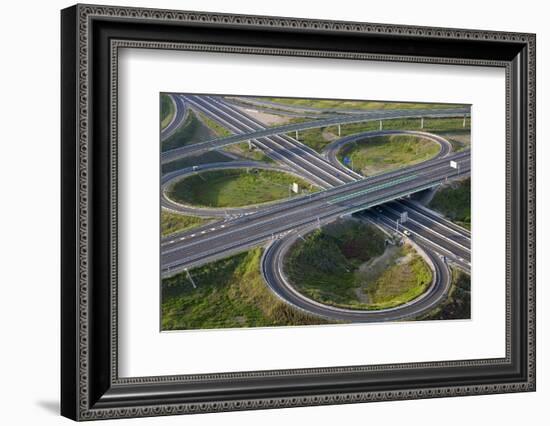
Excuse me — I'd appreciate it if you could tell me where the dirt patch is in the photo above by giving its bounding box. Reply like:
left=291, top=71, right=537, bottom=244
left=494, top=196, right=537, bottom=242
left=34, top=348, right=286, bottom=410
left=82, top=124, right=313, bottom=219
left=233, top=316, right=247, bottom=325
left=234, top=106, right=294, bottom=126
left=395, top=252, right=413, bottom=265
left=354, top=244, right=414, bottom=299
left=322, top=128, right=339, bottom=142
left=354, top=288, right=369, bottom=303
left=356, top=245, right=399, bottom=285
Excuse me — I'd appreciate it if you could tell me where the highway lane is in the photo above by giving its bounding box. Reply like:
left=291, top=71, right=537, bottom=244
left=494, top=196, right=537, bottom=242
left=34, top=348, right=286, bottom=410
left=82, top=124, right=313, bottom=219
left=160, top=94, right=187, bottom=141
left=385, top=200, right=470, bottom=253
left=207, top=95, right=362, bottom=182
left=364, top=208, right=471, bottom=272
left=161, top=96, right=470, bottom=167
left=399, top=198, right=471, bottom=239
left=158, top=97, right=471, bottom=320
left=376, top=203, right=470, bottom=262
left=161, top=149, right=471, bottom=247
left=185, top=95, right=355, bottom=188
left=260, top=221, right=451, bottom=322
left=320, top=126, right=471, bottom=270
left=161, top=155, right=470, bottom=275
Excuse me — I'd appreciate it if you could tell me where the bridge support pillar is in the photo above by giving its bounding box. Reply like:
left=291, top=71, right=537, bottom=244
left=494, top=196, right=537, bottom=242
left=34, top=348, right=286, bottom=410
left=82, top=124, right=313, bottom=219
left=463, top=115, right=467, bottom=128
left=338, top=124, right=341, bottom=136
left=295, top=130, right=299, bottom=140
left=420, top=117, right=424, bottom=129
left=379, top=120, right=383, bottom=131
left=248, top=140, right=252, bottom=150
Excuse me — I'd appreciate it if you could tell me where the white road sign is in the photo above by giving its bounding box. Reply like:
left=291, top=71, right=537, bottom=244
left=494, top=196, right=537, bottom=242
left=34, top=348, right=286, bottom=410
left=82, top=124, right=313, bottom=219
left=450, top=160, right=458, bottom=169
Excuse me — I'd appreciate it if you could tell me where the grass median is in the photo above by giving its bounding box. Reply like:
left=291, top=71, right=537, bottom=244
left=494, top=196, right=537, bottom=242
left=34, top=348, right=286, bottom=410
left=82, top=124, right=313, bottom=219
left=167, top=168, right=318, bottom=208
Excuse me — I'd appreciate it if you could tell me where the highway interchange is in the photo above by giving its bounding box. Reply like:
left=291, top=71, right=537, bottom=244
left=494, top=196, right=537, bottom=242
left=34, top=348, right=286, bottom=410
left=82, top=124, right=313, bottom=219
left=160, top=94, right=471, bottom=322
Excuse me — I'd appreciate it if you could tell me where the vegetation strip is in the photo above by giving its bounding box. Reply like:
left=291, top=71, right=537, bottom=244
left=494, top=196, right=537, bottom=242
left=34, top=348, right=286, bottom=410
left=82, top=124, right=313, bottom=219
left=429, top=178, right=471, bottom=229
left=259, top=97, right=466, bottom=111
left=161, top=248, right=328, bottom=330
left=418, top=267, right=470, bottom=320
left=161, top=211, right=211, bottom=237
left=160, top=94, right=175, bottom=130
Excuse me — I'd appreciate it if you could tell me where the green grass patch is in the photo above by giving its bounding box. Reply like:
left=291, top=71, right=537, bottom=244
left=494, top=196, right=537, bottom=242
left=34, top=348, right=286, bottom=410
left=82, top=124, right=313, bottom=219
left=286, top=220, right=385, bottom=308
left=429, top=178, right=471, bottom=229
left=160, top=94, right=175, bottom=130
left=337, top=134, right=440, bottom=176
left=161, top=248, right=328, bottom=330
left=285, top=219, right=433, bottom=310
left=161, top=210, right=210, bottom=237
left=167, top=169, right=318, bottom=208
left=162, top=109, right=217, bottom=152
left=332, top=117, right=470, bottom=136
left=259, top=97, right=466, bottom=111
left=422, top=117, right=470, bottom=132
left=418, top=268, right=471, bottom=320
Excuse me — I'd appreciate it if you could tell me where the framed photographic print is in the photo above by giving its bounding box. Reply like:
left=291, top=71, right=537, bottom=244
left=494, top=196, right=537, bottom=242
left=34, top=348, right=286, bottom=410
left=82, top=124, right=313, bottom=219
left=61, top=4, right=536, bottom=421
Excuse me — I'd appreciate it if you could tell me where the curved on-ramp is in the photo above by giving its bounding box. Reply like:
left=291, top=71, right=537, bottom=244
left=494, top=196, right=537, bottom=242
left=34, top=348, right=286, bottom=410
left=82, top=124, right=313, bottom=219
left=160, top=94, right=187, bottom=141
left=161, top=104, right=469, bottom=164
left=160, top=99, right=463, bottom=321
left=255, top=129, right=458, bottom=322
left=161, top=160, right=321, bottom=218
left=260, top=221, right=452, bottom=322
left=322, top=129, right=454, bottom=177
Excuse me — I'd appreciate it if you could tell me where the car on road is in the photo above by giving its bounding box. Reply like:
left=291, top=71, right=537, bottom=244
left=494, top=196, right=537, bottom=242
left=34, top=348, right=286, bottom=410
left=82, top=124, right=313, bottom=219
left=403, top=230, right=412, bottom=237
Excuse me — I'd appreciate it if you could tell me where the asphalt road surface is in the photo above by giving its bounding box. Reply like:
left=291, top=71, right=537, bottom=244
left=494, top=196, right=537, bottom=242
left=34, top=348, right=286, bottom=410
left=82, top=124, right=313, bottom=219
left=261, top=220, right=451, bottom=322
left=161, top=95, right=469, bottom=172
left=160, top=94, right=471, bottom=322
left=161, top=152, right=470, bottom=273
left=160, top=94, right=187, bottom=141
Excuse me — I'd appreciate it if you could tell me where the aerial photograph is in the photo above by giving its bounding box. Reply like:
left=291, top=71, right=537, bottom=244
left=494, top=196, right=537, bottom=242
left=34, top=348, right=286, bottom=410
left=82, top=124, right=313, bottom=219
left=159, top=94, right=471, bottom=331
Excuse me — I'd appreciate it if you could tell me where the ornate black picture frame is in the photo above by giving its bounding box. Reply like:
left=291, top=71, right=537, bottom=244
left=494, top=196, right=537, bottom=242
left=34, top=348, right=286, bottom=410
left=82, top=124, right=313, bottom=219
left=61, top=4, right=536, bottom=421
